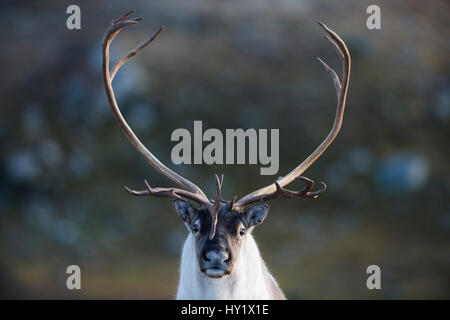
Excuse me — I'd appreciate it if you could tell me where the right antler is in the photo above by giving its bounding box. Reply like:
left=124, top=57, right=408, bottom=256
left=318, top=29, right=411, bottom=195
left=232, top=22, right=351, bottom=210
left=102, top=10, right=212, bottom=209
left=103, top=11, right=352, bottom=239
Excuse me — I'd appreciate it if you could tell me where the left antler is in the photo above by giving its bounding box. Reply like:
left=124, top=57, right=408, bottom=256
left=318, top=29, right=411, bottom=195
left=102, top=11, right=231, bottom=240
left=102, top=10, right=212, bottom=209
left=233, top=22, right=351, bottom=210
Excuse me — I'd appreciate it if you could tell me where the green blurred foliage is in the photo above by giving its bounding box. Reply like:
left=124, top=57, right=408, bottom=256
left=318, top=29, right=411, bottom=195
left=0, top=0, right=449, bottom=299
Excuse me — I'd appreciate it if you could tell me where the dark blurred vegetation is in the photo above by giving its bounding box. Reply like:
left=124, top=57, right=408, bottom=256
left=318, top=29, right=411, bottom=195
left=0, top=0, right=449, bottom=299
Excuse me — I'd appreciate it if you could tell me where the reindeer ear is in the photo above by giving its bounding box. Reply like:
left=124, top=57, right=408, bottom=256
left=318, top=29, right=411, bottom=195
left=244, top=204, right=269, bottom=228
left=173, top=199, right=195, bottom=224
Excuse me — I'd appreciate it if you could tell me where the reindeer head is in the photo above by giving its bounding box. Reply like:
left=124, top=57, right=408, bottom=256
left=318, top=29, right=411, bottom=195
left=174, top=198, right=269, bottom=278
left=102, top=10, right=350, bottom=279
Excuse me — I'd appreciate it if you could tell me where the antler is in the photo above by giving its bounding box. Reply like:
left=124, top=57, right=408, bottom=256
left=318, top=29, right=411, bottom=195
left=233, top=22, right=351, bottom=210
left=102, top=10, right=211, bottom=209
left=103, top=12, right=351, bottom=220
left=208, top=174, right=224, bottom=240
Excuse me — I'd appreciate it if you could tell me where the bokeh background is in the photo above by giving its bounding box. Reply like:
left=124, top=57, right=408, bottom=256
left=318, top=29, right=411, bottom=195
left=0, top=0, right=449, bottom=299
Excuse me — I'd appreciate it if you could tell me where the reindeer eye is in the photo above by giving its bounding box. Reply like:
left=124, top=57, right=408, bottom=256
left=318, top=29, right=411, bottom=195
left=239, top=227, right=246, bottom=236
left=191, top=223, right=200, bottom=233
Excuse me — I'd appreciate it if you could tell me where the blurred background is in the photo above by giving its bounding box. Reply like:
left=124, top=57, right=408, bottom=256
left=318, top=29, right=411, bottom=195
left=0, top=0, right=449, bottom=299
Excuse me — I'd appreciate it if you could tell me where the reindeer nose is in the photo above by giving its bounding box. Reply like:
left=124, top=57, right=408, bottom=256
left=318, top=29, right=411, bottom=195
left=204, top=250, right=229, bottom=265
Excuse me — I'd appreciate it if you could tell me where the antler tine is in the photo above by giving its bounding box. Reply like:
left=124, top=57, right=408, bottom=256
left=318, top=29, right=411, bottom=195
left=318, top=22, right=349, bottom=81
left=112, top=9, right=136, bottom=24
left=316, top=57, right=341, bottom=95
left=228, top=195, right=238, bottom=211
left=110, top=26, right=164, bottom=81
left=102, top=10, right=210, bottom=208
left=214, top=174, right=225, bottom=202
left=124, top=180, right=213, bottom=206
left=232, top=176, right=327, bottom=205
left=234, top=23, right=350, bottom=210
left=208, top=174, right=225, bottom=240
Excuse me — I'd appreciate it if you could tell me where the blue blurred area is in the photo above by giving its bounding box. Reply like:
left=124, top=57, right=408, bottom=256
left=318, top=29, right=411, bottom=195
left=375, top=153, right=430, bottom=194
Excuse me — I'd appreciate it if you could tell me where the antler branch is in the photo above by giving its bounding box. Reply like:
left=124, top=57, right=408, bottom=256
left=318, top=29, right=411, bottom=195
left=102, top=10, right=211, bottom=209
left=234, top=22, right=350, bottom=210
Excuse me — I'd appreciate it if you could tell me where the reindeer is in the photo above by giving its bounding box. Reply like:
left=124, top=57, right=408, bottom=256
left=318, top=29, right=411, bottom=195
left=102, top=10, right=351, bottom=300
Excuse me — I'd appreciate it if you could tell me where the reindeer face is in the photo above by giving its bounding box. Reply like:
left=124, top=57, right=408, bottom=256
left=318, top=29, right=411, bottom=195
left=174, top=200, right=269, bottom=278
